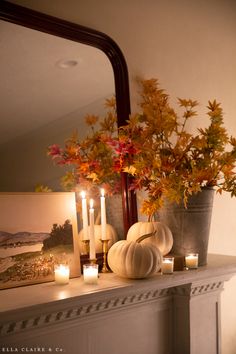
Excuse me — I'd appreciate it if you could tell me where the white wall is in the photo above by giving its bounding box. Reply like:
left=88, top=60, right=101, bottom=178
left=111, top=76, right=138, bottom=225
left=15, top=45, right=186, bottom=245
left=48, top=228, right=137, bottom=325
left=8, top=0, right=236, bottom=352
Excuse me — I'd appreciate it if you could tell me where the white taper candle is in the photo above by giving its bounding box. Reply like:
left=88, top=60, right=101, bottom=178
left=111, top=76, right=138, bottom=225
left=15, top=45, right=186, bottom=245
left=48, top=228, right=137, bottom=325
left=81, top=191, right=89, bottom=240
left=100, top=188, right=107, bottom=240
left=89, top=199, right=96, bottom=260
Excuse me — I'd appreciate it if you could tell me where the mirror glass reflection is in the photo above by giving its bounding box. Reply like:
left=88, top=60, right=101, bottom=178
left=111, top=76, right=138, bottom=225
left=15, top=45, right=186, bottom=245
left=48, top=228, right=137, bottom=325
left=0, top=20, right=124, bottom=241
left=0, top=20, right=114, bottom=192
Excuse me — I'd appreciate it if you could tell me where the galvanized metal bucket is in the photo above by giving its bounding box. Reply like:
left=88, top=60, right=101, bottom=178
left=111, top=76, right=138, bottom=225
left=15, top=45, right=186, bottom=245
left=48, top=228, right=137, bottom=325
left=157, top=187, right=215, bottom=266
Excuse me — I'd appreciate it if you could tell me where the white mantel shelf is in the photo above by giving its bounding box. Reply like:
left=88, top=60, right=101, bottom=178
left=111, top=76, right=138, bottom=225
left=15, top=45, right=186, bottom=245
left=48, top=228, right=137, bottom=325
left=1, top=254, right=236, bottom=354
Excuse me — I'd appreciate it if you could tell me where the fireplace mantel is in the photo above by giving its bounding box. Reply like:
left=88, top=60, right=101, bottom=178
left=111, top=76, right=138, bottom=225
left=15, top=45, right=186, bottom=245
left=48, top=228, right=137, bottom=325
left=1, top=254, right=236, bottom=354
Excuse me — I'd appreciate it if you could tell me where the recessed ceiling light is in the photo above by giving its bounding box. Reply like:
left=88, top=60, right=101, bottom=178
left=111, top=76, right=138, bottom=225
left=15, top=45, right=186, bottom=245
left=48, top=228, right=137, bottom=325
left=56, top=59, right=78, bottom=69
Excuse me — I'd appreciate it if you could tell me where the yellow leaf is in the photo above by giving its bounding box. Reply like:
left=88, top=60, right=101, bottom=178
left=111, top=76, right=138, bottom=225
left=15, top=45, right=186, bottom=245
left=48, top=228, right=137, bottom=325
left=123, top=166, right=137, bottom=175
left=87, top=173, right=99, bottom=182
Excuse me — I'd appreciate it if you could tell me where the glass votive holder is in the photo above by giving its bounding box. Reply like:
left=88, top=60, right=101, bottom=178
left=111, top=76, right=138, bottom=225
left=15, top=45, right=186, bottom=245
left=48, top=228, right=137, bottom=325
left=83, top=264, right=99, bottom=284
left=161, top=257, right=174, bottom=274
left=185, top=253, right=199, bottom=269
left=54, top=264, right=70, bottom=285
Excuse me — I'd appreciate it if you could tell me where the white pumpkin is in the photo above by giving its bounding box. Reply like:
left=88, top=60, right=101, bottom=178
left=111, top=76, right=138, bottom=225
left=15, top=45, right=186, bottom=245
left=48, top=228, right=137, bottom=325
left=108, top=235, right=162, bottom=279
left=78, top=224, right=118, bottom=254
left=127, top=221, right=173, bottom=256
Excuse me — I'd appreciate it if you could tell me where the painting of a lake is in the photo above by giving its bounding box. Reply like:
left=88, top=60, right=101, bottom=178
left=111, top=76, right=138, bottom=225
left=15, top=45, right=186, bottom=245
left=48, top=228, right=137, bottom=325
left=0, top=243, right=43, bottom=258
left=0, top=193, right=80, bottom=289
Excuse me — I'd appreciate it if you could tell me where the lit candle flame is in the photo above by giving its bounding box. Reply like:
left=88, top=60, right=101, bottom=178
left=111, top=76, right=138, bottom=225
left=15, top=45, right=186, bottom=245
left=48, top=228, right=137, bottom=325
left=101, top=188, right=105, bottom=197
left=81, top=191, right=86, bottom=199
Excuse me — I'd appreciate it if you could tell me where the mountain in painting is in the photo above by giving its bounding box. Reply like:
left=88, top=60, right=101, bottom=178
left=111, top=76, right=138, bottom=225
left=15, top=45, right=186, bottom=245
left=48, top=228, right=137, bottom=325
left=0, top=231, right=50, bottom=247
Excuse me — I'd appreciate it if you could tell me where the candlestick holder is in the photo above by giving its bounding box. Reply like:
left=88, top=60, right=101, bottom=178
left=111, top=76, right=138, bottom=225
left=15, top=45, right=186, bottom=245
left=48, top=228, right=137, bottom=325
left=89, top=258, right=97, bottom=265
left=82, top=239, right=90, bottom=255
left=100, top=239, right=110, bottom=273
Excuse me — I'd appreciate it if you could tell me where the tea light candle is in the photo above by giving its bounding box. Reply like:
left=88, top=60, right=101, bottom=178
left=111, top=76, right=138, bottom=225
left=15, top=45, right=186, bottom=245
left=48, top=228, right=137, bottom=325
left=54, top=264, right=70, bottom=285
left=89, top=199, right=96, bottom=260
left=100, top=188, right=107, bottom=240
left=185, top=253, right=198, bottom=269
left=83, top=264, right=98, bottom=284
left=161, top=257, right=174, bottom=274
left=81, top=191, right=89, bottom=240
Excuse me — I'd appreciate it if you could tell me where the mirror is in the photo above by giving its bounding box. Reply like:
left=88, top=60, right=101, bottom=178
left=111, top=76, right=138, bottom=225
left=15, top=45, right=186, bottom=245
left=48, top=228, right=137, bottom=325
left=0, top=1, right=138, bottom=235
left=0, top=20, right=115, bottom=192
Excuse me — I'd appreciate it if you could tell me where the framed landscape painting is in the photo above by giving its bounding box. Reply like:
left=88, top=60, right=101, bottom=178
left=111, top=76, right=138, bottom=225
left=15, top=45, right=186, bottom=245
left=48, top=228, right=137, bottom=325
left=0, top=192, right=80, bottom=290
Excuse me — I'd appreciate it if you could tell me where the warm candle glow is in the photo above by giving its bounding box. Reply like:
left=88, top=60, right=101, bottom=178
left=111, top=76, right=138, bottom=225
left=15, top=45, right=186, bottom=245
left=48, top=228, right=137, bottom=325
left=90, top=199, right=94, bottom=209
left=161, top=257, right=174, bottom=274
left=83, top=264, right=98, bottom=284
left=185, top=254, right=198, bottom=269
left=81, top=191, right=86, bottom=199
left=54, top=264, right=70, bottom=285
left=101, top=188, right=105, bottom=197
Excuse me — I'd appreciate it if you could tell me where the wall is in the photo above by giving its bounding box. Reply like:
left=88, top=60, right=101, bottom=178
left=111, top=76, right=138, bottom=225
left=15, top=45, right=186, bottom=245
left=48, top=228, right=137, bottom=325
left=0, top=97, right=109, bottom=191
left=8, top=0, right=236, bottom=352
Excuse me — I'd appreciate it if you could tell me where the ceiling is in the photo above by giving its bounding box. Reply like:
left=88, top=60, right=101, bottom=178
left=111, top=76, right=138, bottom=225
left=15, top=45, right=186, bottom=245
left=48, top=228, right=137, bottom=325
left=0, top=20, right=114, bottom=145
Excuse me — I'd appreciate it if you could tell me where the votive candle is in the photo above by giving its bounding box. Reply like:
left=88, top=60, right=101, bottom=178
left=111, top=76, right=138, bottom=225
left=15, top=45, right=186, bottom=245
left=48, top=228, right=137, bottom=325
left=161, top=257, right=174, bottom=274
left=83, top=264, right=98, bottom=284
left=185, top=253, right=198, bottom=269
left=54, top=264, right=70, bottom=285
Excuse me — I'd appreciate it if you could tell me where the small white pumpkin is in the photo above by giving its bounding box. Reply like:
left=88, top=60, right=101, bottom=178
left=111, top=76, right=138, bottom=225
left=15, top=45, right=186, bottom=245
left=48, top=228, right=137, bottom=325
left=127, top=221, right=173, bottom=256
left=78, top=224, right=118, bottom=254
left=107, top=233, right=163, bottom=279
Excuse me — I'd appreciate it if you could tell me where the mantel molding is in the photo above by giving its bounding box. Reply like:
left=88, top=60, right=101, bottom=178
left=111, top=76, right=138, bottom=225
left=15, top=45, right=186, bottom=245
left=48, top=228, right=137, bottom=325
left=172, top=280, right=224, bottom=297
left=0, top=287, right=171, bottom=337
left=1, top=255, right=236, bottom=353
left=0, top=278, right=226, bottom=338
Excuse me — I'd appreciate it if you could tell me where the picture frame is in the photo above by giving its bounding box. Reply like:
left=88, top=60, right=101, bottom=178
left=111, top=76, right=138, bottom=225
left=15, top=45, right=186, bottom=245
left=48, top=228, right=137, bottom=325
left=0, top=192, right=81, bottom=290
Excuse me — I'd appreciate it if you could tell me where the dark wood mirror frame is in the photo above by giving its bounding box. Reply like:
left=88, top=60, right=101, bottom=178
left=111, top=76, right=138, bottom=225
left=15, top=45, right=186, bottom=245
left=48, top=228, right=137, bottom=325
left=0, top=0, right=138, bottom=234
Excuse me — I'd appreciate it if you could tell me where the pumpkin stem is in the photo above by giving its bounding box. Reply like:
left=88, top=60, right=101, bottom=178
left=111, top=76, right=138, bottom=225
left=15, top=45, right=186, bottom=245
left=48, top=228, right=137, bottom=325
left=136, top=231, right=157, bottom=243
left=148, top=213, right=155, bottom=222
